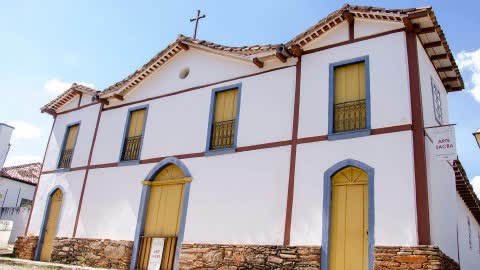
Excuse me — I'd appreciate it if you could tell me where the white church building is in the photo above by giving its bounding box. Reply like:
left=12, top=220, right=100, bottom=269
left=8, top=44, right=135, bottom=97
left=14, top=4, right=480, bottom=270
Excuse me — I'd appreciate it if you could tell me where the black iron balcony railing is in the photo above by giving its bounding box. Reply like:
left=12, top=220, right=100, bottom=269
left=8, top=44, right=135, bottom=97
left=58, top=149, right=73, bottom=168
left=210, top=119, right=236, bottom=150
left=334, top=99, right=367, bottom=133
left=136, top=236, right=177, bottom=270
left=122, top=135, right=142, bottom=161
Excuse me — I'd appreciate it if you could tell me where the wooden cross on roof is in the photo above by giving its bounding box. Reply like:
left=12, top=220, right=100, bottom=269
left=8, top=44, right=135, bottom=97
left=190, top=10, right=206, bottom=39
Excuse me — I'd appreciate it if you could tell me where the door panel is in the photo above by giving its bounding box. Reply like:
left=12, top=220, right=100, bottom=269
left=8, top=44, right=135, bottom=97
left=40, top=189, right=63, bottom=262
left=138, top=164, right=186, bottom=270
left=329, top=167, right=368, bottom=270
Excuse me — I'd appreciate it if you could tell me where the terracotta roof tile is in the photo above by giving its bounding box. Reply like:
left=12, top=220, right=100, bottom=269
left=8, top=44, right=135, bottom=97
left=0, top=163, right=41, bottom=185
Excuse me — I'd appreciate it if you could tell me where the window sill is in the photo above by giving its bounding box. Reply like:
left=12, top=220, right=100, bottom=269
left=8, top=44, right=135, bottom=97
left=204, top=148, right=236, bottom=157
left=54, top=168, right=71, bottom=173
left=117, top=160, right=140, bottom=166
left=328, top=129, right=371, bottom=141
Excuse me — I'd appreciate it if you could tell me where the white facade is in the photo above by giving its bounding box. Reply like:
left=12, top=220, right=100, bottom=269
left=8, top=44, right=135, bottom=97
left=0, top=123, right=14, bottom=169
left=28, top=11, right=478, bottom=269
left=0, top=177, right=35, bottom=208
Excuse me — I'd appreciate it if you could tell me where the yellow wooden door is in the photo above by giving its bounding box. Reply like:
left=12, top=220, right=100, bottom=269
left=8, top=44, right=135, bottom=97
left=329, top=166, right=368, bottom=270
left=40, top=189, right=63, bottom=262
left=138, top=164, right=189, bottom=270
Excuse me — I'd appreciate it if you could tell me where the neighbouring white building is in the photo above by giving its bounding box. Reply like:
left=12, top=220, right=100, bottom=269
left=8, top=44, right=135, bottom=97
left=0, top=163, right=40, bottom=243
left=15, top=4, right=480, bottom=270
left=0, top=123, right=14, bottom=169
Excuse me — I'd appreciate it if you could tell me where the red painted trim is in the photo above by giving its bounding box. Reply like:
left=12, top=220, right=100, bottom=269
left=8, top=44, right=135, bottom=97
left=296, top=135, right=328, bottom=144
left=303, top=28, right=405, bottom=55
left=406, top=31, right=431, bottom=245
left=77, top=93, right=83, bottom=108
left=72, top=104, right=104, bottom=237
left=103, top=65, right=295, bottom=111
left=236, top=140, right=291, bottom=152
left=284, top=57, right=302, bottom=246
left=39, top=124, right=413, bottom=175
left=370, top=124, right=412, bottom=135
left=24, top=116, right=57, bottom=235
left=349, top=19, right=355, bottom=41
left=56, top=102, right=100, bottom=115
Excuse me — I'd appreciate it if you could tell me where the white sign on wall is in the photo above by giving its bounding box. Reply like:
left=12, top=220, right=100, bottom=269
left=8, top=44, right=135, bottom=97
left=429, top=125, right=457, bottom=160
left=148, top=238, right=165, bottom=270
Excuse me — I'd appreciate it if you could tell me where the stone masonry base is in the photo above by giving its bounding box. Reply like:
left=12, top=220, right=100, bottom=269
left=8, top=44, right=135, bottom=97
left=15, top=236, right=460, bottom=270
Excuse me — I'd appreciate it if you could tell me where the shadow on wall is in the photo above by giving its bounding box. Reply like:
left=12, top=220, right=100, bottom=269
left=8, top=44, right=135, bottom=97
left=0, top=207, right=31, bottom=244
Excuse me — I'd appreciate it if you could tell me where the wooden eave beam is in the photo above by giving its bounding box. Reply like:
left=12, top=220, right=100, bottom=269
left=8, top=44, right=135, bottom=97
left=342, top=11, right=354, bottom=23
left=442, top=77, right=458, bottom=83
left=113, top=94, right=124, bottom=101
left=430, top=54, right=448, bottom=61
left=252, top=57, right=264, bottom=68
left=178, top=41, right=189, bottom=51
left=41, top=108, right=56, bottom=116
left=403, top=18, right=421, bottom=33
left=72, top=90, right=82, bottom=95
left=407, top=10, right=430, bottom=20
left=424, top=41, right=443, bottom=49
left=436, top=66, right=454, bottom=72
left=290, top=44, right=303, bottom=57
left=275, top=52, right=287, bottom=63
left=419, top=27, right=437, bottom=34
left=99, top=98, right=109, bottom=106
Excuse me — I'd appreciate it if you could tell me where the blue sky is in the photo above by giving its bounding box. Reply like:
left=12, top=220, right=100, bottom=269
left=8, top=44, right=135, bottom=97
left=1, top=0, right=479, bottom=188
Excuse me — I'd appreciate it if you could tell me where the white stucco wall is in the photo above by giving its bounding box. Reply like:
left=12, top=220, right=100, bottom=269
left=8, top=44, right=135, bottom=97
left=354, top=19, right=403, bottom=39
left=91, top=63, right=295, bottom=165
left=302, top=21, right=349, bottom=50
left=0, top=177, right=35, bottom=208
left=0, top=124, right=14, bottom=169
left=299, top=31, right=411, bottom=138
left=291, top=131, right=417, bottom=246
left=75, top=164, right=153, bottom=240
left=456, top=194, right=480, bottom=270
left=27, top=170, right=85, bottom=237
left=425, top=137, right=459, bottom=260
left=77, top=146, right=290, bottom=244
left=417, top=38, right=450, bottom=127
left=43, top=104, right=101, bottom=171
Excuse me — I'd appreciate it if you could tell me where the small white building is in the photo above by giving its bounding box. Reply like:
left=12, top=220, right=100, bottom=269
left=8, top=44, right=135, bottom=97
left=16, top=4, right=480, bottom=270
left=0, top=163, right=40, bottom=244
left=0, top=123, right=14, bottom=169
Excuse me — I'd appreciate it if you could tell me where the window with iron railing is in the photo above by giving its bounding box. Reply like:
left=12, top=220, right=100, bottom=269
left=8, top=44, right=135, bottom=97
left=121, top=108, right=147, bottom=161
left=122, top=135, right=143, bottom=161
left=333, top=61, right=367, bottom=133
left=334, top=99, right=367, bottom=132
left=58, top=124, right=79, bottom=168
left=209, top=88, right=238, bottom=151
left=210, top=119, right=236, bottom=150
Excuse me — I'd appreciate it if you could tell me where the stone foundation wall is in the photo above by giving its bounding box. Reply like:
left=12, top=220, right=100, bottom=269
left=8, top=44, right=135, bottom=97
left=179, top=244, right=321, bottom=269
left=14, top=236, right=38, bottom=260
left=375, top=246, right=460, bottom=270
left=51, top=237, right=133, bottom=270
left=14, top=238, right=461, bottom=270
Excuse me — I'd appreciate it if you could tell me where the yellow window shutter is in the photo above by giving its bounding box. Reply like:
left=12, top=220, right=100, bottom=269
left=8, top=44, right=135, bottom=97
left=64, top=124, right=79, bottom=150
left=127, top=109, right=146, bottom=137
left=214, top=89, right=238, bottom=122
left=334, top=62, right=366, bottom=104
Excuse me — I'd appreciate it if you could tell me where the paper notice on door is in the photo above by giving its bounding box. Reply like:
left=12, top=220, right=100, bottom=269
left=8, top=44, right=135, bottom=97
left=148, top=238, right=165, bottom=270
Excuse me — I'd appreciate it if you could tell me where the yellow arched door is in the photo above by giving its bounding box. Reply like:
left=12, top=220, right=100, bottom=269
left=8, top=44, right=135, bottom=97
left=137, top=164, right=190, bottom=270
left=329, top=166, right=368, bottom=270
left=40, top=189, right=63, bottom=262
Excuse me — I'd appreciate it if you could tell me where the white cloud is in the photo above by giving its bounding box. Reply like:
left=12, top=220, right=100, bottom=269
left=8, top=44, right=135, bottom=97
left=472, top=176, right=480, bottom=197
left=457, top=49, right=480, bottom=102
left=6, top=120, right=42, bottom=143
left=43, top=78, right=95, bottom=96
left=3, top=155, right=41, bottom=167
